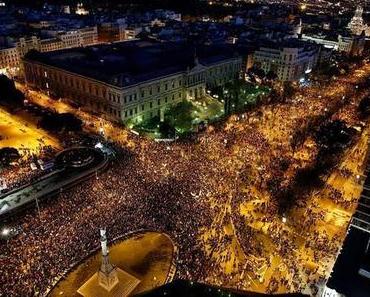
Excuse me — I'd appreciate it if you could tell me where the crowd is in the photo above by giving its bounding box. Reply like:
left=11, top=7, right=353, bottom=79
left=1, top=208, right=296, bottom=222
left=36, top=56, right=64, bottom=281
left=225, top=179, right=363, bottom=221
left=0, top=145, right=56, bottom=194
left=0, top=63, right=370, bottom=297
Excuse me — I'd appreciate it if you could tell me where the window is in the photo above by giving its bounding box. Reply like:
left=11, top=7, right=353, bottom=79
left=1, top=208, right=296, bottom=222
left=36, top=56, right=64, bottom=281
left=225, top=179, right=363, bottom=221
left=150, top=102, right=153, bottom=108
left=141, top=104, right=145, bottom=111
left=157, top=99, right=161, bottom=106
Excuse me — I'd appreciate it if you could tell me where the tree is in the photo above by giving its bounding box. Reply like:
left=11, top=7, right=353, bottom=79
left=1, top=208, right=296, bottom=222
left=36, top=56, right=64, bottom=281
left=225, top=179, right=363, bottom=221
left=0, top=147, right=20, bottom=166
left=0, top=75, right=24, bottom=107
left=39, top=112, right=82, bottom=132
left=315, top=120, right=353, bottom=152
left=159, top=121, right=176, bottom=138
left=266, top=70, right=278, bottom=81
left=282, top=81, right=295, bottom=99
left=166, top=101, right=196, bottom=132
left=358, top=96, right=370, bottom=119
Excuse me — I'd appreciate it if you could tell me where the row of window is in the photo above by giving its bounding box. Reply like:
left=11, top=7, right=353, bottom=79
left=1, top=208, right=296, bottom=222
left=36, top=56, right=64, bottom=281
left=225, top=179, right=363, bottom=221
left=122, top=92, right=182, bottom=119
left=108, top=78, right=183, bottom=105
left=208, top=63, right=238, bottom=76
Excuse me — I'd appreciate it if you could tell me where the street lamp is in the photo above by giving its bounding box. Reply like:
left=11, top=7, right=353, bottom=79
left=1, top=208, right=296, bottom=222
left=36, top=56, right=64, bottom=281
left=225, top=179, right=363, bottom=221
left=1, top=227, right=10, bottom=237
left=1, top=227, right=11, bottom=247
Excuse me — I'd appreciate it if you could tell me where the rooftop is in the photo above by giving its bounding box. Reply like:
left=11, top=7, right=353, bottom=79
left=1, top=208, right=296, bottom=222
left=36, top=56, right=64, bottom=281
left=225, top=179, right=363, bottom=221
left=24, top=40, right=239, bottom=88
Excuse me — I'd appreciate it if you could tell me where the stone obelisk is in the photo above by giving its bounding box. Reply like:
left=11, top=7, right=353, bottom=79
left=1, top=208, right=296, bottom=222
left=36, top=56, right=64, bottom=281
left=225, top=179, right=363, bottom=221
left=98, top=228, right=119, bottom=291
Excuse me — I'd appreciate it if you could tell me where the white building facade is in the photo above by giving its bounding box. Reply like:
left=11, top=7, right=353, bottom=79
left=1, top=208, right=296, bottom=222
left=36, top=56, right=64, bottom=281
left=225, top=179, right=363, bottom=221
left=23, top=45, right=241, bottom=124
left=253, top=42, right=319, bottom=81
left=0, top=26, right=98, bottom=75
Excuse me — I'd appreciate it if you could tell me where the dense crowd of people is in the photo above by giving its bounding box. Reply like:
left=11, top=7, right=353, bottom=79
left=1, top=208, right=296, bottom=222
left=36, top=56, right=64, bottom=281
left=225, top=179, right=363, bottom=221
left=0, top=145, right=56, bottom=194
left=0, top=63, right=370, bottom=297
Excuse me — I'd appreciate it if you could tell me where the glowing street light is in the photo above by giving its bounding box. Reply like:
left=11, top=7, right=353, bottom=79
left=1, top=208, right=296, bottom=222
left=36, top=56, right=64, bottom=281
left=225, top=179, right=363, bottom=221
left=1, top=227, right=10, bottom=237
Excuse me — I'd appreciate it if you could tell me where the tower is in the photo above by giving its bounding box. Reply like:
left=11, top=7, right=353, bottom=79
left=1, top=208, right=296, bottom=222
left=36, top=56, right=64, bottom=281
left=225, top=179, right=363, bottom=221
left=347, top=6, right=370, bottom=36
left=98, top=228, right=119, bottom=291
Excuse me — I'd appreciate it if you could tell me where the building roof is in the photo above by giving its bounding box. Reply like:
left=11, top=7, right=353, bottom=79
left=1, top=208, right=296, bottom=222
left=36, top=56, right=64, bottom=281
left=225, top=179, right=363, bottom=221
left=258, top=38, right=318, bottom=51
left=24, top=40, right=239, bottom=88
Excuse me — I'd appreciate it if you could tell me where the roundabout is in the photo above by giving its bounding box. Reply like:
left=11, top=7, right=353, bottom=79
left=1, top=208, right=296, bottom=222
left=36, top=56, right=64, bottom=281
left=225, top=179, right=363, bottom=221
left=48, top=231, right=176, bottom=297
left=54, top=147, right=102, bottom=169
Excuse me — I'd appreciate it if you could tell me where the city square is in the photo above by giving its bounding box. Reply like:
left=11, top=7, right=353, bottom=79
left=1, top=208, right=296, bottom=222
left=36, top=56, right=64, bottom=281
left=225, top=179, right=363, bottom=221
left=1, top=1, right=370, bottom=297
left=1, top=58, right=370, bottom=296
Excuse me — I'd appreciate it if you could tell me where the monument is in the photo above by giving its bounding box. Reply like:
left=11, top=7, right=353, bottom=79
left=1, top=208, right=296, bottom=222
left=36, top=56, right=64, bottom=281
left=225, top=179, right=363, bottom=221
left=77, top=228, right=141, bottom=297
left=98, top=228, right=119, bottom=291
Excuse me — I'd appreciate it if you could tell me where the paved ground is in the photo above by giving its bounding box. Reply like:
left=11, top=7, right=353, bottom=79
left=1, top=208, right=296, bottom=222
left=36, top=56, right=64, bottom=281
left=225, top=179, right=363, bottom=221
left=0, top=107, right=59, bottom=155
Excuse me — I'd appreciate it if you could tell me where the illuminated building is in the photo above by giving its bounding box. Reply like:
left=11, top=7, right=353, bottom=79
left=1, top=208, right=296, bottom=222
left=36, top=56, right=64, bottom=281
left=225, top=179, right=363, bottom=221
left=253, top=39, right=318, bottom=81
left=23, top=40, right=242, bottom=123
left=347, top=6, right=370, bottom=37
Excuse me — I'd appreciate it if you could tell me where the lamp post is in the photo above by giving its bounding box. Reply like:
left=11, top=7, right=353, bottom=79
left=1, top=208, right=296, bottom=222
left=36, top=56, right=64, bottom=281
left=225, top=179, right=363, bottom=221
left=35, top=196, right=40, bottom=216
left=1, top=227, right=11, bottom=247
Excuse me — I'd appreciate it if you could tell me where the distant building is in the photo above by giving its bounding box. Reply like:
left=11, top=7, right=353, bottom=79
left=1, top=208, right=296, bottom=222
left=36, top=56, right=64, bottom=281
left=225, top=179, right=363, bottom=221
left=123, top=27, right=143, bottom=40
left=347, top=6, right=370, bottom=37
left=301, top=32, right=366, bottom=56
left=0, top=27, right=98, bottom=74
left=253, top=39, right=319, bottom=81
left=23, top=41, right=242, bottom=124
left=98, top=22, right=127, bottom=43
left=62, top=5, right=70, bottom=14
left=75, top=3, right=89, bottom=16
left=301, top=34, right=338, bottom=50
left=338, top=34, right=366, bottom=56
left=0, top=46, right=18, bottom=74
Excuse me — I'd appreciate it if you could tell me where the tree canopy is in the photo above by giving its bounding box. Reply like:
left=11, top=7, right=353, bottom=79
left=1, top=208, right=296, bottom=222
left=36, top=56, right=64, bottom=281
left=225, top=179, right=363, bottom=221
left=165, top=100, right=196, bottom=132
left=0, top=75, right=24, bottom=108
left=39, top=112, right=83, bottom=132
left=0, top=147, right=20, bottom=166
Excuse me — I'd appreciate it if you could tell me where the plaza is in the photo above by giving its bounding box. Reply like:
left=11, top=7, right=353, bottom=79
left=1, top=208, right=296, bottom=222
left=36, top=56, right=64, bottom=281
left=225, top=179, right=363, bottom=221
left=1, top=54, right=370, bottom=297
